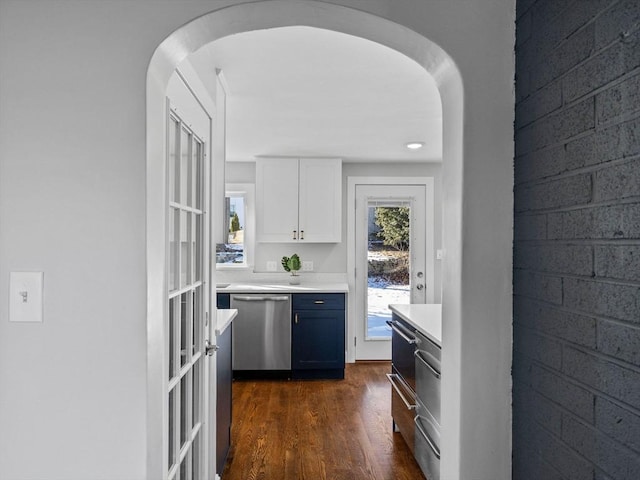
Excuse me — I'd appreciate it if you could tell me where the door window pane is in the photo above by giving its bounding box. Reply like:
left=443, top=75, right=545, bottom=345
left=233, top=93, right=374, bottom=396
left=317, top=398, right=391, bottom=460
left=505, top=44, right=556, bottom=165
left=169, top=208, right=178, bottom=292
left=169, top=297, right=177, bottom=380
left=169, top=117, right=180, bottom=203
left=180, top=448, right=191, bottom=480
left=192, top=287, right=201, bottom=356
left=180, top=128, right=191, bottom=206
left=180, top=292, right=190, bottom=367
left=188, top=213, right=195, bottom=284
left=366, top=205, right=411, bottom=339
left=180, top=212, right=188, bottom=288
left=193, top=140, right=203, bottom=210
left=192, top=357, right=201, bottom=428
left=192, top=432, right=202, bottom=480
left=168, top=387, right=177, bottom=470
left=195, top=214, right=202, bottom=282
left=180, top=374, right=189, bottom=448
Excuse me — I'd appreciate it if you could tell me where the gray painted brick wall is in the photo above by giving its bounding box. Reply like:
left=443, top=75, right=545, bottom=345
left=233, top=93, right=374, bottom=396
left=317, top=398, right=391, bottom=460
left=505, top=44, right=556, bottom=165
left=514, top=1, right=640, bottom=479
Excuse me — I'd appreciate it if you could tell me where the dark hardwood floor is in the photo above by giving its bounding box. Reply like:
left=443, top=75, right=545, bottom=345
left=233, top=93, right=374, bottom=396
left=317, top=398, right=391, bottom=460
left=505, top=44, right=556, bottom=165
left=221, top=362, right=426, bottom=480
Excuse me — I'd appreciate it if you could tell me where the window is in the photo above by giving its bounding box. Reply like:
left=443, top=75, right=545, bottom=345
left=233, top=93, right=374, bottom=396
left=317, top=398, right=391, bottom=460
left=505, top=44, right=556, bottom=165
left=216, top=184, right=254, bottom=268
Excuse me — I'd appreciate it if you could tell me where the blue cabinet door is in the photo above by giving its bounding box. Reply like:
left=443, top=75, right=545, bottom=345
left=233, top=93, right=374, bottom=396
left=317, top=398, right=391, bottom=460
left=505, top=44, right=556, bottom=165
left=292, top=293, right=345, bottom=379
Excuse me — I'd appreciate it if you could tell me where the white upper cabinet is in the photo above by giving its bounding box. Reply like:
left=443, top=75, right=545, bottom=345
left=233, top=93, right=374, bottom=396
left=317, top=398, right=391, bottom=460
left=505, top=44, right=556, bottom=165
left=256, top=157, right=342, bottom=243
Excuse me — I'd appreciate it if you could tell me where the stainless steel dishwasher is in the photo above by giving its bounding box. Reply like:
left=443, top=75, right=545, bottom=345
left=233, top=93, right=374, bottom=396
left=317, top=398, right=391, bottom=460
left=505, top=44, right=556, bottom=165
left=230, top=294, right=291, bottom=372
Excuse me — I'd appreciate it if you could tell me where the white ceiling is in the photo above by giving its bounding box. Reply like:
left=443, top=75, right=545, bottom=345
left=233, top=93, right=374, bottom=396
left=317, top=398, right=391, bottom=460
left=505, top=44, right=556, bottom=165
left=185, top=26, right=442, bottom=163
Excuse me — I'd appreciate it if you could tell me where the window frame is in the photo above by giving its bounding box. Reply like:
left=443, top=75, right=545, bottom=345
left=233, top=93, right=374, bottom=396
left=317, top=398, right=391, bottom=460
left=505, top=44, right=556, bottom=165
left=216, top=183, right=254, bottom=271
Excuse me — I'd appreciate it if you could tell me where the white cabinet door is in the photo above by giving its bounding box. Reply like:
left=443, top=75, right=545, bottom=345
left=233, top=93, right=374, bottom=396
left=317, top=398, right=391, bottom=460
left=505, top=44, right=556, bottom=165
left=256, top=157, right=299, bottom=242
left=299, top=158, right=342, bottom=242
left=256, top=157, right=342, bottom=243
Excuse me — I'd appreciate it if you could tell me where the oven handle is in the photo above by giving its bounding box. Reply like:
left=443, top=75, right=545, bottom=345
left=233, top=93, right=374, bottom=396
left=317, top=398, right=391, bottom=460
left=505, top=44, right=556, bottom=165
left=414, top=350, right=441, bottom=379
left=386, top=373, right=417, bottom=410
left=385, top=320, right=417, bottom=344
left=414, top=414, right=441, bottom=459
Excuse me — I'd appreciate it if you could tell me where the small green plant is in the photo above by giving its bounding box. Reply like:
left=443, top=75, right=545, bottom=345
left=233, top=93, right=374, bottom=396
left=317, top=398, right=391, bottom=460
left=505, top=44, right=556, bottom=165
left=281, top=254, right=301, bottom=273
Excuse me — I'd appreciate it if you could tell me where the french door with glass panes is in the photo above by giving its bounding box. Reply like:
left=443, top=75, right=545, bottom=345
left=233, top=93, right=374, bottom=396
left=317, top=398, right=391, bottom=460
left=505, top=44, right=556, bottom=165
left=167, top=109, right=208, bottom=480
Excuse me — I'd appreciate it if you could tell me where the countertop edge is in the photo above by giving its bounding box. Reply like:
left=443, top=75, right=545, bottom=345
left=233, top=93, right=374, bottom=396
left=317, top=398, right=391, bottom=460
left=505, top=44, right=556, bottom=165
left=389, top=303, right=442, bottom=347
left=217, top=282, right=349, bottom=294
left=215, top=309, right=237, bottom=336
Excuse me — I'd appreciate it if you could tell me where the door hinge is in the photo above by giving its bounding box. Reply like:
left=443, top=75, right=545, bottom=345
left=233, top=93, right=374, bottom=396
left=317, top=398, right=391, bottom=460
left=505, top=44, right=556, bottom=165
left=354, top=337, right=357, bottom=347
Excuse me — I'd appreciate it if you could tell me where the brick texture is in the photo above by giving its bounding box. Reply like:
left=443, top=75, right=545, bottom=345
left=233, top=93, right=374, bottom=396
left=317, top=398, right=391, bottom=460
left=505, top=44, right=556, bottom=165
left=514, top=1, right=640, bottom=479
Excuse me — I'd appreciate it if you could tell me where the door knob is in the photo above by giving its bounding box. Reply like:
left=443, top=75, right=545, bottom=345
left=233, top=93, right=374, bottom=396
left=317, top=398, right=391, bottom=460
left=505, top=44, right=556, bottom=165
left=205, top=339, right=218, bottom=356
left=416, top=284, right=424, bottom=290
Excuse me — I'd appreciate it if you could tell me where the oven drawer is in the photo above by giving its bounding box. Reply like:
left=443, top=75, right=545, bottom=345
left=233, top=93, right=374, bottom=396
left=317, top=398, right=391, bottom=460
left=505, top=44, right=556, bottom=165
left=415, top=329, right=441, bottom=425
left=388, top=314, right=418, bottom=392
left=414, top=399, right=441, bottom=480
left=387, top=369, right=417, bottom=454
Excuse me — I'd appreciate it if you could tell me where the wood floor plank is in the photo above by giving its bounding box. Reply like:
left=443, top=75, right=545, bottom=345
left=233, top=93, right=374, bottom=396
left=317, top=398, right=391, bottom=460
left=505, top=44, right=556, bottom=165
left=222, top=362, right=426, bottom=480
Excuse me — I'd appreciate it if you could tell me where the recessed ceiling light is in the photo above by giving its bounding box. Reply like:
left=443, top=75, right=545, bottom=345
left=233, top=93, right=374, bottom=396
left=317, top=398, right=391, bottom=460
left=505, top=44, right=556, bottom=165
left=405, top=142, right=425, bottom=150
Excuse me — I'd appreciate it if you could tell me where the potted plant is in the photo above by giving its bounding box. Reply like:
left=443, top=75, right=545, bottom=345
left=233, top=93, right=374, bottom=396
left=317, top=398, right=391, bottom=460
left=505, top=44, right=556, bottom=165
left=281, top=254, right=301, bottom=284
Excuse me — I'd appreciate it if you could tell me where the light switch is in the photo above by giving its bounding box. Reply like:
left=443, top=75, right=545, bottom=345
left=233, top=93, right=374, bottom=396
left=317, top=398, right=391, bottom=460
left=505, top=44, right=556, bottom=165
left=9, top=272, right=44, bottom=323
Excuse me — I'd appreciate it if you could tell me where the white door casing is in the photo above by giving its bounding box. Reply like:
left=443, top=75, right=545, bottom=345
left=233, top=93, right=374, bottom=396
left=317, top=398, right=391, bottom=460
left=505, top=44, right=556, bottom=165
left=347, top=176, right=435, bottom=363
left=353, top=184, right=429, bottom=360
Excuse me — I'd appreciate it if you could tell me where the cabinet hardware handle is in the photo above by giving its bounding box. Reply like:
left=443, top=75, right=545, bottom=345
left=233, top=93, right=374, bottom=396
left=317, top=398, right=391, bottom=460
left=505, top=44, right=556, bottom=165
left=386, top=373, right=417, bottom=410
left=414, top=415, right=441, bottom=458
left=300, top=230, right=304, bottom=240
left=293, top=230, right=297, bottom=240
left=314, top=300, right=324, bottom=304
left=414, top=350, right=441, bottom=378
left=386, top=320, right=417, bottom=344
left=295, top=313, right=299, bottom=324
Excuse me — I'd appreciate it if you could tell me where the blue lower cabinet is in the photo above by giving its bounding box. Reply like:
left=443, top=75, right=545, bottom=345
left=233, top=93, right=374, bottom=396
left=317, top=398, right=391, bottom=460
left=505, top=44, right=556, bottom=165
left=292, top=293, right=345, bottom=379
left=217, top=293, right=230, bottom=309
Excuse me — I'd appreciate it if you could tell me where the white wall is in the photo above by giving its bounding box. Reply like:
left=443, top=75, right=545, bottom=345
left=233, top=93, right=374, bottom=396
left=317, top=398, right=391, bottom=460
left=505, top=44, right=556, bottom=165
left=222, top=161, right=442, bottom=294
left=0, top=1, right=514, bottom=479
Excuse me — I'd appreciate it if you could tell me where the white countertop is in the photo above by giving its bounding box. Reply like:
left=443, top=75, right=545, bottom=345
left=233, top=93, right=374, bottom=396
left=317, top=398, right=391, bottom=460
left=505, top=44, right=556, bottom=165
left=389, top=303, right=442, bottom=347
left=217, top=282, right=349, bottom=293
left=215, top=308, right=237, bottom=335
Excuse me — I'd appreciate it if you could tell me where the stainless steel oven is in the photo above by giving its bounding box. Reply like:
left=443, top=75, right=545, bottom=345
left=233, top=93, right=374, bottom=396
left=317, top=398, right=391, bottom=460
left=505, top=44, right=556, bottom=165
left=386, top=314, right=419, bottom=453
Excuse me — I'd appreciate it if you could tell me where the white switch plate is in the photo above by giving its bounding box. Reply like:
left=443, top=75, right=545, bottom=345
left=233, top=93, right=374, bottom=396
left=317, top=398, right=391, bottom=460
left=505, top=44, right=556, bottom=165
left=9, top=271, right=44, bottom=323
left=436, top=249, right=444, bottom=260
left=266, top=261, right=277, bottom=272
left=302, top=261, right=314, bottom=271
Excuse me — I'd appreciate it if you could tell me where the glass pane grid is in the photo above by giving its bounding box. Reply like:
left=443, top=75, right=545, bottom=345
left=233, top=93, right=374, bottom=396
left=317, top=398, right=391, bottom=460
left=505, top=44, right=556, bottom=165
left=166, top=111, right=206, bottom=480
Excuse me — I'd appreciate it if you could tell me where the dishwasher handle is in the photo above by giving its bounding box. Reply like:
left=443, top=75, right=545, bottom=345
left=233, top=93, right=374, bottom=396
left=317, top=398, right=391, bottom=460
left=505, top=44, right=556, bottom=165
left=232, top=295, right=290, bottom=302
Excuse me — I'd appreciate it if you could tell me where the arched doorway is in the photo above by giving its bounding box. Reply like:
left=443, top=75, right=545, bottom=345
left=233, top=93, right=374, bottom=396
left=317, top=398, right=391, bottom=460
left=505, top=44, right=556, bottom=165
left=147, top=2, right=467, bottom=479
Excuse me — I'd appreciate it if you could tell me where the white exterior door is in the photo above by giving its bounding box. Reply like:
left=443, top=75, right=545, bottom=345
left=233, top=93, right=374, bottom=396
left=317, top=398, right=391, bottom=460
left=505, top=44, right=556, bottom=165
left=166, top=107, right=210, bottom=480
left=354, top=184, right=427, bottom=360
